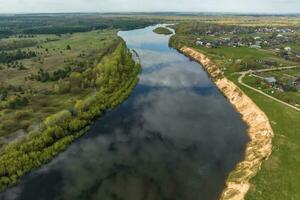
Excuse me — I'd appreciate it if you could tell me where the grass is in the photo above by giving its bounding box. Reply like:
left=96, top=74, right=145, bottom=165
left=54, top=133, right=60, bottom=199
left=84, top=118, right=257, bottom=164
left=227, top=74, right=300, bottom=200
left=195, top=44, right=300, bottom=199
left=209, top=46, right=300, bottom=200
left=170, top=19, right=300, bottom=198
left=242, top=70, right=300, bottom=106
left=0, top=30, right=119, bottom=139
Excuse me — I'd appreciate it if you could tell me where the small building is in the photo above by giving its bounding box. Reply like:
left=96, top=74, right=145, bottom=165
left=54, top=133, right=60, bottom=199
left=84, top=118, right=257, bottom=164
left=263, top=41, right=269, bottom=45
left=275, top=48, right=281, bottom=52
left=284, top=47, right=292, bottom=52
left=255, top=41, right=262, bottom=46
left=250, top=45, right=262, bottom=49
left=196, top=41, right=204, bottom=45
left=206, top=43, right=212, bottom=48
left=265, top=76, right=277, bottom=85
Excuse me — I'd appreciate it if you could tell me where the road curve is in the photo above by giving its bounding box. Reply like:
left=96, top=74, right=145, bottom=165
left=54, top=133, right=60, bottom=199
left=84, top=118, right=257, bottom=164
left=238, top=68, right=300, bottom=112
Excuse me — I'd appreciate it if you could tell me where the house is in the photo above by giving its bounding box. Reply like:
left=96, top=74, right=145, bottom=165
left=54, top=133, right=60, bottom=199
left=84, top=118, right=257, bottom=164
left=238, top=42, right=246, bottom=47
left=196, top=41, right=204, bottom=45
left=263, top=41, right=269, bottom=45
left=250, top=45, right=262, bottom=49
left=222, top=37, right=231, bottom=42
left=275, top=48, right=281, bottom=52
left=265, top=76, right=277, bottom=85
left=284, top=47, right=292, bottom=52
left=206, top=43, right=212, bottom=48
left=255, top=41, right=262, bottom=46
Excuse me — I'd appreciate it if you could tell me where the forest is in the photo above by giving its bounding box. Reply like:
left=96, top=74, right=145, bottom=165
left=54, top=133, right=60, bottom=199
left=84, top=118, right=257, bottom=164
left=0, top=14, right=156, bottom=37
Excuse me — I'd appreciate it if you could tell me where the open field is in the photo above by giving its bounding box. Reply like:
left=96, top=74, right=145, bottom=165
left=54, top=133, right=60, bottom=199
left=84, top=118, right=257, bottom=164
left=0, top=30, right=119, bottom=140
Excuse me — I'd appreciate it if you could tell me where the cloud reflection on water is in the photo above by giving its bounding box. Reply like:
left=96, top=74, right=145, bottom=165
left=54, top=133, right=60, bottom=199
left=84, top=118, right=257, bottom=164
left=0, top=25, right=248, bottom=200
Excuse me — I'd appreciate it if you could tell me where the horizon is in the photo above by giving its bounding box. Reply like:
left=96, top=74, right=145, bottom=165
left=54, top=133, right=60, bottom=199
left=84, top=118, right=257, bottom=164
left=1, top=0, right=300, bottom=14
left=0, top=11, right=300, bottom=16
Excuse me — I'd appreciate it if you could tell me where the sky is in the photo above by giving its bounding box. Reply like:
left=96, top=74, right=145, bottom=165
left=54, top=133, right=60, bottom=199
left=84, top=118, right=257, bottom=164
left=0, top=0, right=299, bottom=14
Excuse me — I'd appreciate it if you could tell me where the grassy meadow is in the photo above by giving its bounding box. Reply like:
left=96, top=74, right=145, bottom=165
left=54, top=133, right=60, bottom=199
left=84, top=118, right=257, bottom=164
left=0, top=30, right=119, bottom=140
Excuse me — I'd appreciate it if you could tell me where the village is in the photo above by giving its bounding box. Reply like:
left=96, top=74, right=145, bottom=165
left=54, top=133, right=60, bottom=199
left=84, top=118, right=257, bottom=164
left=251, top=69, right=300, bottom=93
left=195, top=26, right=300, bottom=62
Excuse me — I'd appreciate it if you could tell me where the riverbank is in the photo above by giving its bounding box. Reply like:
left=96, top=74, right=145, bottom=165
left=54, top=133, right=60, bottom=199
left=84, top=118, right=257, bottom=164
left=0, top=41, right=141, bottom=192
left=179, top=46, right=274, bottom=200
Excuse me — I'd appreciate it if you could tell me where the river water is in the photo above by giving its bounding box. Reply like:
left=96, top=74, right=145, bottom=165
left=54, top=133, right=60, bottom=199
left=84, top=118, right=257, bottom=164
left=0, top=25, right=248, bottom=200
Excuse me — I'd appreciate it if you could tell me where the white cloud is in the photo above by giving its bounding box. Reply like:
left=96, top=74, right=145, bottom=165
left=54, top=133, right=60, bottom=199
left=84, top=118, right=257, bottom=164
left=0, top=0, right=299, bottom=13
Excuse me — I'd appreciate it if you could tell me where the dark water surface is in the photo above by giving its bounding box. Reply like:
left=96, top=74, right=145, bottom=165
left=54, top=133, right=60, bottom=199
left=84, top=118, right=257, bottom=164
left=0, top=25, right=248, bottom=200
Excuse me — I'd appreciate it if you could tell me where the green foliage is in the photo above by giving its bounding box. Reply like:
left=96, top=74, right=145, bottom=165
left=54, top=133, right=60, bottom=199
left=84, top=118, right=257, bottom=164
left=27, top=67, right=72, bottom=82
left=0, top=49, right=37, bottom=64
left=1, top=96, right=29, bottom=109
left=0, top=39, right=38, bottom=51
left=42, top=110, right=72, bottom=130
left=0, top=15, right=156, bottom=35
left=153, top=27, right=173, bottom=35
left=52, top=81, right=71, bottom=94
left=66, top=45, right=71, bottom=50
left=0, top=39, right=141, bottom=192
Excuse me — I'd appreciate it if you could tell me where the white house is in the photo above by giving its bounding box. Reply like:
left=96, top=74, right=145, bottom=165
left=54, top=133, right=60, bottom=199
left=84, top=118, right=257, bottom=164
left=284, top=47, right=292, bottom=52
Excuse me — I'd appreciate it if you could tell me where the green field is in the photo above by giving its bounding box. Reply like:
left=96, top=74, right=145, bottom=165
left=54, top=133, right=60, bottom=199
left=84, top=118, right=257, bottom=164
left=227, top=74, right=300, bottom=200
left=0, top=30, right=119, bottom=140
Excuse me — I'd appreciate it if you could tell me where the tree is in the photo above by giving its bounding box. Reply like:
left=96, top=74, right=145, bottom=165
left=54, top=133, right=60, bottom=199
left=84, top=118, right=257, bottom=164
left=66, top=45, right=71, bottom=50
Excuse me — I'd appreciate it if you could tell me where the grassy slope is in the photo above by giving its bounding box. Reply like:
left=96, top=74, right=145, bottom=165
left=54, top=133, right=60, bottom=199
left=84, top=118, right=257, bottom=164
left=194, top=44, right=300, bottom=199
left=228, top=74, right=300, bottom=200
left=170, top=23, right=300, bottom=198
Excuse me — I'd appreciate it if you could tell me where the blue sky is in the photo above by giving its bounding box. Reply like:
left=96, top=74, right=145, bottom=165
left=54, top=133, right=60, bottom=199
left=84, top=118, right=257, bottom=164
left=0, top=0, right=299, bottom=14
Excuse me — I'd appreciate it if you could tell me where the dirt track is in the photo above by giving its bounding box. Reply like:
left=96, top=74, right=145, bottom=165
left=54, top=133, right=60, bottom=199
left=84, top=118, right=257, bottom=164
left=179, top=46, right=274, bottom=200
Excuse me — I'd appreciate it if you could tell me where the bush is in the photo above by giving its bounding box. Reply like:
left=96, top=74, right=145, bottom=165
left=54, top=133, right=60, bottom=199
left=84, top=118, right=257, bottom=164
left=42, top=110, right=72, bottom=130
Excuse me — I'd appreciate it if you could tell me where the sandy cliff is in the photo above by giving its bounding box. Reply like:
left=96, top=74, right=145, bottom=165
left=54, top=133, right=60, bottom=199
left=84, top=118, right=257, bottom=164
left=180, top=46, right=274, bottom=200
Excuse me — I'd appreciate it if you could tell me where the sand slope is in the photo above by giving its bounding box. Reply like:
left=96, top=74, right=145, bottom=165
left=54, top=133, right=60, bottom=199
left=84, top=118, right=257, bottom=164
left=180, top=46, right=274, bottom=200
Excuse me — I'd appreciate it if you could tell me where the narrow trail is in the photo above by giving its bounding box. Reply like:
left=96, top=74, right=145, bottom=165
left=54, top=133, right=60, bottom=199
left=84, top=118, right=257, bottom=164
left=237, top=66, right=300, bottom=112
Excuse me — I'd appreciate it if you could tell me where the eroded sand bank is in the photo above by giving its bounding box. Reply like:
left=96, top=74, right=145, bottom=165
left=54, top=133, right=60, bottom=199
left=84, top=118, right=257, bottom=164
left=180, top=46, right=274, bottom=200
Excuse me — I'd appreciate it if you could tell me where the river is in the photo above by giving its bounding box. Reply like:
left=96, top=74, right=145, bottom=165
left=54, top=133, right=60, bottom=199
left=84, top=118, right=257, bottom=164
left=0, top=25, right=248, bottom=200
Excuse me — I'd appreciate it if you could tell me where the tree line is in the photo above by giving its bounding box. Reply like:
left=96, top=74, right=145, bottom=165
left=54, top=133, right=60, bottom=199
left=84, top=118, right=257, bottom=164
left=0, top=40, right=141, bottom=191
left=0, top=50, right=37, bottom=64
